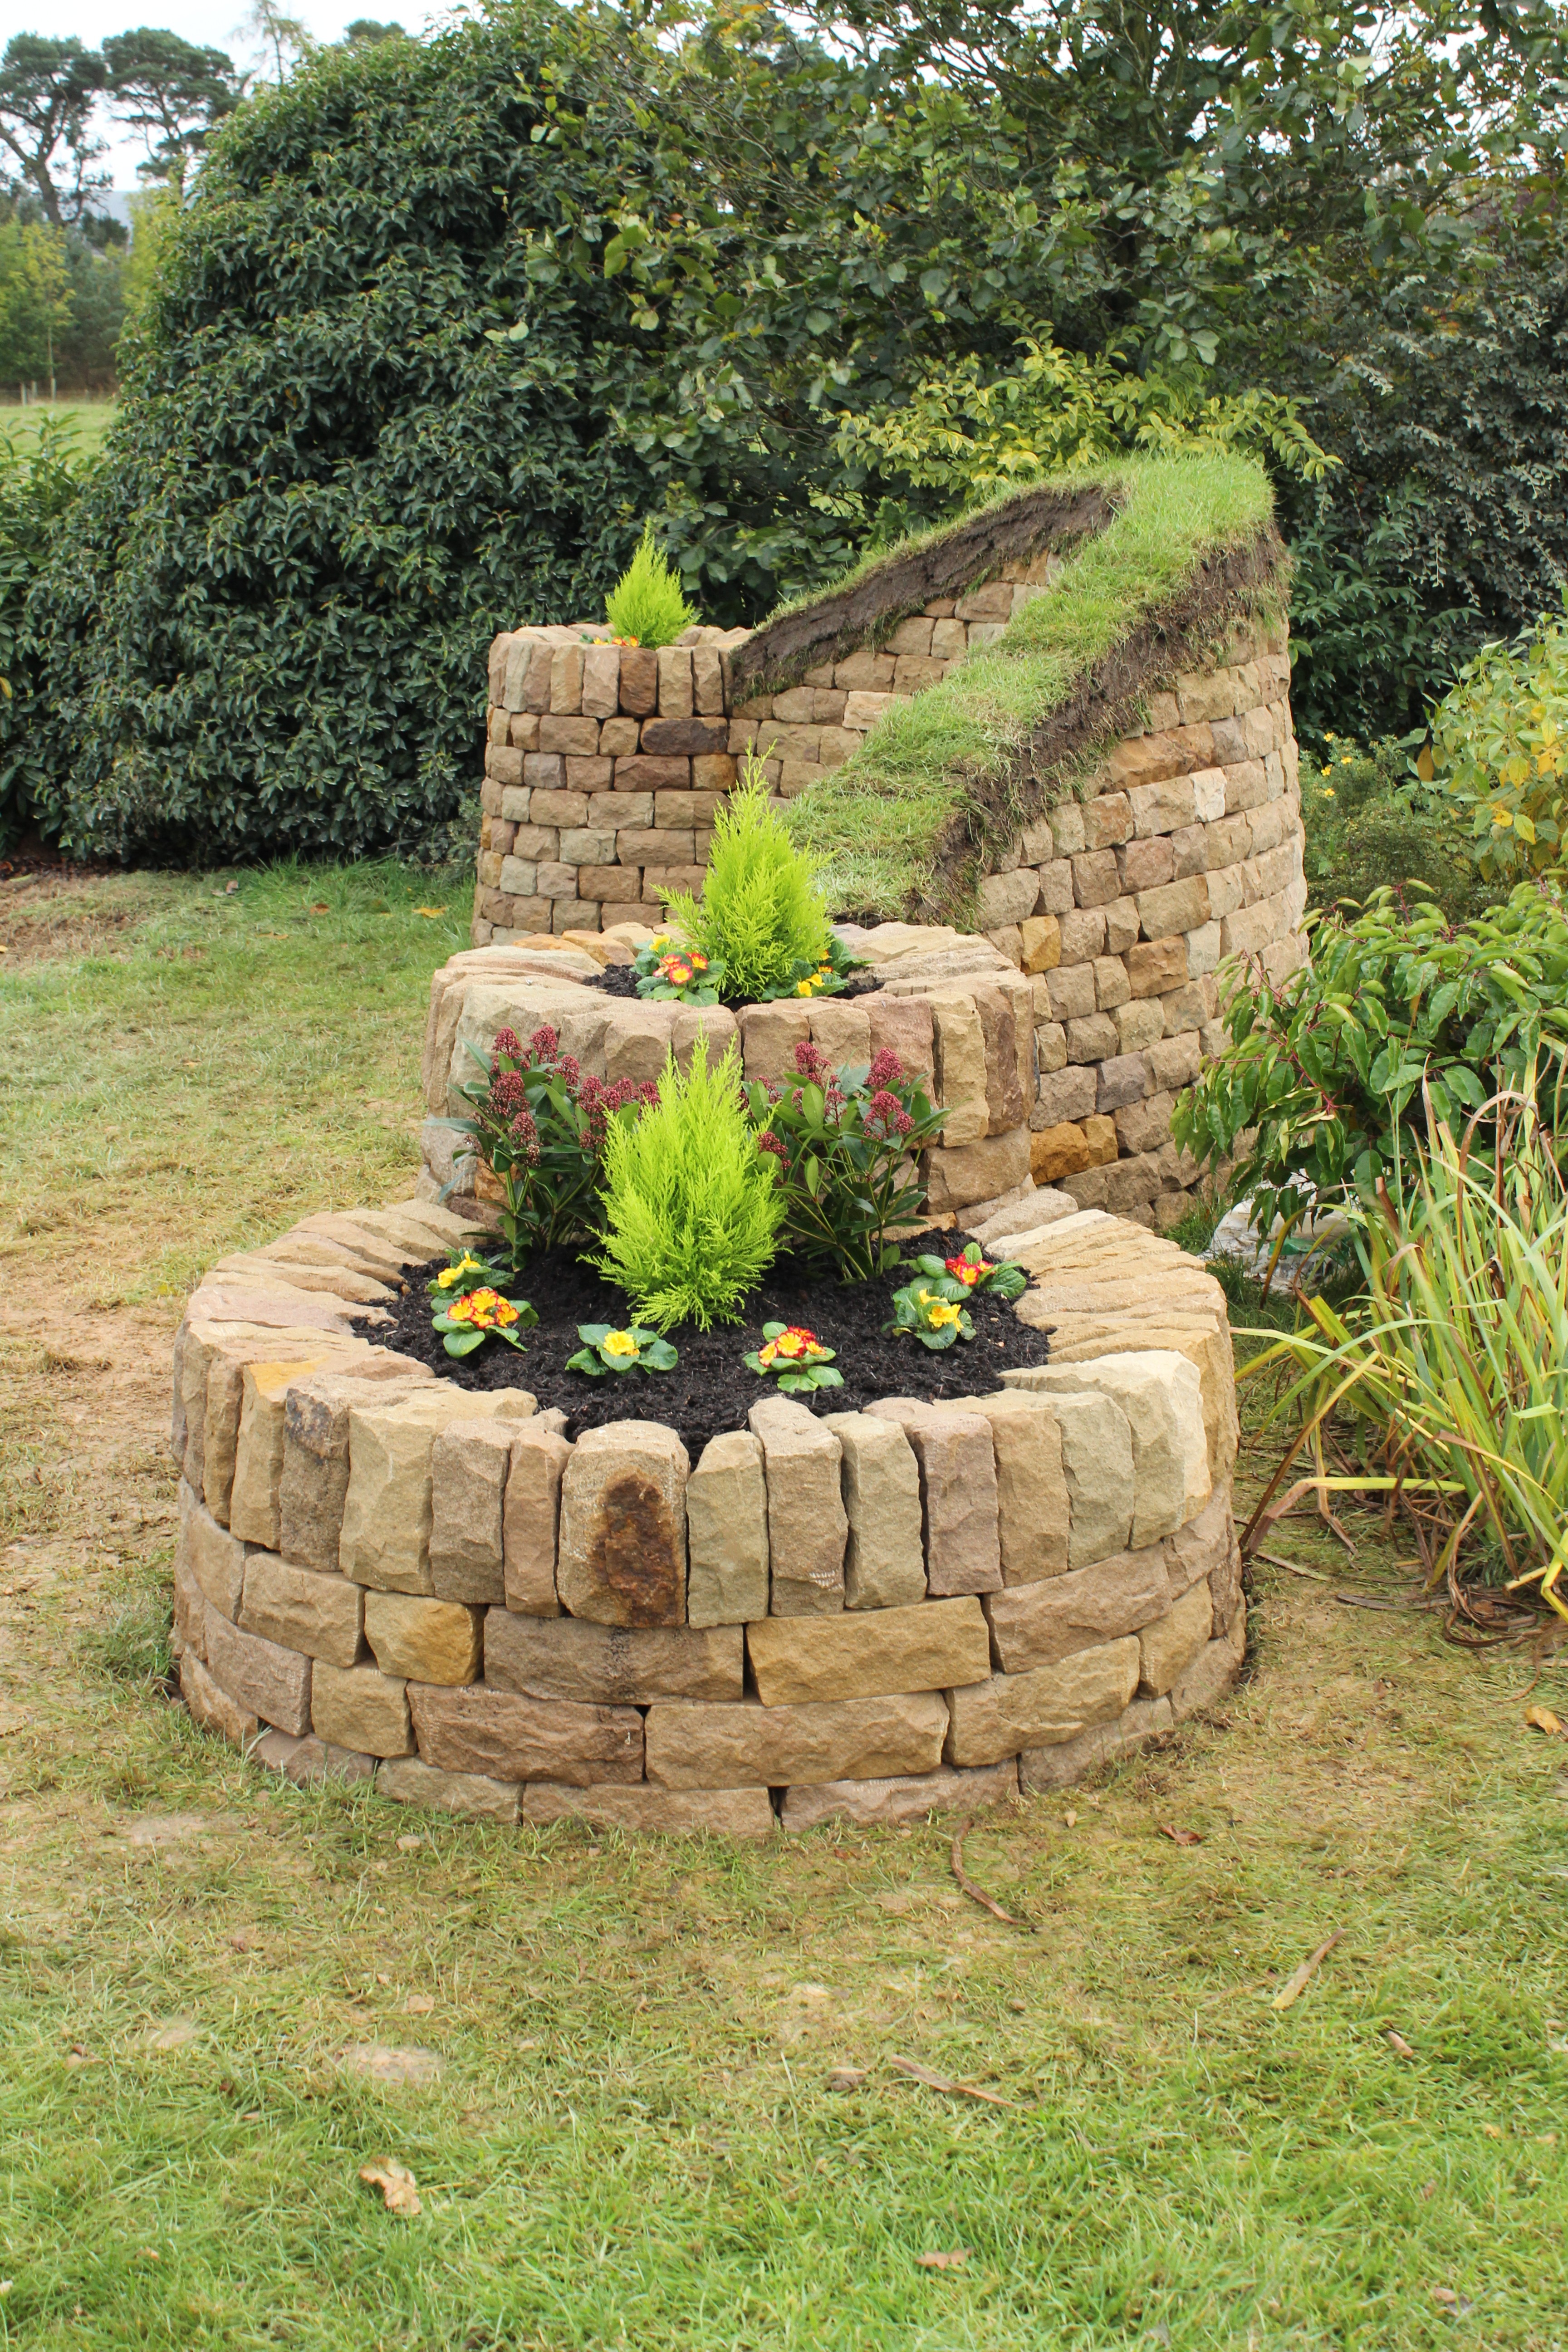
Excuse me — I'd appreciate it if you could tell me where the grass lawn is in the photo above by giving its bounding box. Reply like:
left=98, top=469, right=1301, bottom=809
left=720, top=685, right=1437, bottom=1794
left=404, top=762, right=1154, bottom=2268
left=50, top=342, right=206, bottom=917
left=1, top=860, right=1566, bottom=2350
left=0, top=400, right=118, bottom=462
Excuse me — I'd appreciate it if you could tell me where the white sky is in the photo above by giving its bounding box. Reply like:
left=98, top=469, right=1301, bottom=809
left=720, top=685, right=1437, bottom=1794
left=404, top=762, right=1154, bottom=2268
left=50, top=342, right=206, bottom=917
left=0, top=0, right=448, bottom=186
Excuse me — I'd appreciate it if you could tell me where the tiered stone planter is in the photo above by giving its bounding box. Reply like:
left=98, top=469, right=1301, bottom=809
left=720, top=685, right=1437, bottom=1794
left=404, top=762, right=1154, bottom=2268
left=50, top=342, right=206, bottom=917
left=170, top=952, right=1245, bottom=1833
left=475, top=486, right=1304, bottom=1229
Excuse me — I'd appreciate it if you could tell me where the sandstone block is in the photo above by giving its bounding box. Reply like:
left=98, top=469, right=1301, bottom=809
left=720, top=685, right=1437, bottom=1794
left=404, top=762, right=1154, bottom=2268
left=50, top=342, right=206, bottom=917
left=173, top=1554, right=206, bottom=1661
left=312, top=1659, right=414, bottom=1756
left=984, top=1543, right=1171, bottom=1671
left=927, top=989, right=988, bottom=1146
left=377, top=1756, right=522, bottom=1823
left=180, top=1649, right=260, bottom=1748
left=821, top=1412, right=926, bottom=1610
left=239, top=1550, right=363, bottom=1666
left=178, top=1478, right=245, bottom=1620
left=997, top=1379, right=1134, bottom=1566
left=686, top=1431, right=769, bottom=1627
left=977, top=869, right=1041, bottom=930
left=618, top=647, right=658, bottom=715
left=779, top=1759, right=1018, bottom=1831
left=1171, top=1601, right=1246, bottom=1720
left=750, top=1397, right=847, bottom=1616
left=944, top=1637, right=1140, bottom=1766
left=1020, top=915, right=1062, bottom=974
left=251, top=1730, right=376, bottom=1787
left=341, top=1392, right=535, bottom=1594
left=522, top=1783, right=776, bottom=1838
left=866, top=1401, right=1002, bottom=1596
left=945, top=1392, right=1069, bottom=1583
left=365, top=1592, right=483, bottom=1685
left=1018, top=1694, right=1173, bottom=1792
left=502, top=1423, right=571, bottom=1617
left=408, top=1681, right=643, bottom=1785
left=922, top=1126, right=1030, bottom=1215
left=279, top=1368, right=430, bottom=1574
left=1137, top=877, right=1210, bottom=939
left=485, top=1610, right=743, bottom=1704
left=1096, top=1052, right=1151, bottom=1112
left=205, top=1609, right=312, bottom=1738
left=1138, top=1578, right=1215, bottom=1695
left=1031, top=1121, right=1093, bottom=1181
left=1029, top=1352, right=1210, bottom=1544
left=805, top=998, right=872, bottom=1068
left=1165, top=1486, right=1236, bottom=1595
left=557, top=1421, right=688, bottom=1627
left=230, top=1357, right=340, bottom=1548
left=1032, top=1065, right=1097, bottom=1126
left=747, top=1597, right=990, bottom=1705
left=600, top=1001, right=677, bottom=1083
left=430, top=1417, right=513, bottom=1604
left=737, top=1001, right=811, bottom=1084
left=645, top=1690, right=948, bottom=1789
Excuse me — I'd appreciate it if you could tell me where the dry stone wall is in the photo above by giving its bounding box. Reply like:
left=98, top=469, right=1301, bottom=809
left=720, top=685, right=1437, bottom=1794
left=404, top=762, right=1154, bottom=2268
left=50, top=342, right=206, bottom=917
left=168, top=1193, right=1245, bottom=1836
left=474, top=602, right=1303, bottom=1227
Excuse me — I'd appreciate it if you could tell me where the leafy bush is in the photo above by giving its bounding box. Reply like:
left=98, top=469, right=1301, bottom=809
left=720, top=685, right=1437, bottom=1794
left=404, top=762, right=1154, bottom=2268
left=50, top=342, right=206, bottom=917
left=1172, top=883, right=1568, bottom=1237
left=0, top=416, right=88, bottom=849
left=748, top=1038, right=945, bottom=1281
left=603, top=524, right=695, bottom=649
left=1253, top=1102, right=1568, bottom=1618
left=662, top=765, right=835, bottom=1004
left=1300, top=733, right=1496, bottom=924
left=593, top=1038, right=784, bottom=1330
left=1421, top=612, right=1568, bottom=882
left=446, top=1022, right=655, bottom=1270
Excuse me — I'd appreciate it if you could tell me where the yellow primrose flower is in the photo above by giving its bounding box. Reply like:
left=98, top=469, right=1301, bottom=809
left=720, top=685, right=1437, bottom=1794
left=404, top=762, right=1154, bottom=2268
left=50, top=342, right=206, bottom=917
left=438, top=1254, right=485, bottom=1289
left=794, top=979, right=815, bottom=996
left=602, top=1330, right=641, bottom=1360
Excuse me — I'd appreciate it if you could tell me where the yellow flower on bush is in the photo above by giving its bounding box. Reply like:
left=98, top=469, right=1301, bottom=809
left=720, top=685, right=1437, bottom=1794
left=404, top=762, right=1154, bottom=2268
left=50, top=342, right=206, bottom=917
left=918, top=1290, right=962, bottom=1330
left=601, top=1329, right=642, bottom=1360
left=757, top=1324, right=830, bottom=1368
left=436, top=1253, right=487, bottom=1289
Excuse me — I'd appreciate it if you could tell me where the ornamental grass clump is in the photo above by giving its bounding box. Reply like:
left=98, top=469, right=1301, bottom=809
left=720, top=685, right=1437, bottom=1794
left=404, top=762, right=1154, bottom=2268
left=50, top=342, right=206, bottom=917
left=603, top=523, right=696, bottom=649
left=660, top=764, right=852, bottom=1004
left=593, top=1039, right=784, bottom=1330
left=1246, top=1087, right=1568, bottom=1625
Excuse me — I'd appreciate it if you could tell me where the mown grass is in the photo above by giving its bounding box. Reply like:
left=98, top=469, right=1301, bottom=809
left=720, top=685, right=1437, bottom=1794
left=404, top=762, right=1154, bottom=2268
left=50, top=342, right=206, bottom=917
left=0, top=399, right=118, bottom=461
left=788, top=455, right=1279, bottom=922
left=1, top=866, right=1567, bottom=2350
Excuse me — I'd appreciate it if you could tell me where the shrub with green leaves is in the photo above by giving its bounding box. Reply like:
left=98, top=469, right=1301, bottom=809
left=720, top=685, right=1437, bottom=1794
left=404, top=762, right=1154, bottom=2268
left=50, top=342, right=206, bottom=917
left=1421, top=612, right=1568, bottom=881
left=603, top=524, right=696, bottom=649
left=748, top=1038, right=946, bottom=1281
left=662, top=764, right=835, bottom=1004
left=593, top=1039, right=784, bottom=1330
left=1301, top=733, right=1495, bottom=924
left=1172, top=883, right=1568, bottom=1237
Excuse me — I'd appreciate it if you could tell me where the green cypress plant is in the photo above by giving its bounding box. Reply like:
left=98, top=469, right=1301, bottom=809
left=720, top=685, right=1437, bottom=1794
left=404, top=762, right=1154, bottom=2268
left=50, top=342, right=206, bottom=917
left=661, top=763, right=833, bottom=1003
left=603, top=523, right=696, bottom=647
left=593, top=1038, right=784, bottom=1330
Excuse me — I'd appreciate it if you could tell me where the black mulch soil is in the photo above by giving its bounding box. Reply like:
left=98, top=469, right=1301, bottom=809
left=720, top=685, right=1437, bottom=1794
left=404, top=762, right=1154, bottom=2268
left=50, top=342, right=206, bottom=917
left=362, top=1233, right=1052, bottom=1460
left=579, top=964, right=881, bottom=1004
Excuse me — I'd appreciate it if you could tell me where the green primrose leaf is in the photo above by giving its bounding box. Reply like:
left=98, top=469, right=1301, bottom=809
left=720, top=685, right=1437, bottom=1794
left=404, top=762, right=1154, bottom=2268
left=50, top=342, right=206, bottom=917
left=565, top=1347, right=610, bottom=1376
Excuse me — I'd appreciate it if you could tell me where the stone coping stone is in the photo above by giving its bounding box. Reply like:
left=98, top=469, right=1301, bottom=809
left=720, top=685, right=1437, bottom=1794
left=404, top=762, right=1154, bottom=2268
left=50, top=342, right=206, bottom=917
left=172, top=1186, right=1246, bottom=1833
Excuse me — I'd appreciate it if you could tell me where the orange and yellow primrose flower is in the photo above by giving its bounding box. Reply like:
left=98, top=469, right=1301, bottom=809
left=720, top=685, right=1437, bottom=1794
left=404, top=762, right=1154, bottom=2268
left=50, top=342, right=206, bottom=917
left=944, top=1255, right=995, bottom=1288
left=757, top=1325, right=830, bottom=1369
left=601, top=1330, right=642, bottom=1361
left=446, top=1288, right=520, bottom=1330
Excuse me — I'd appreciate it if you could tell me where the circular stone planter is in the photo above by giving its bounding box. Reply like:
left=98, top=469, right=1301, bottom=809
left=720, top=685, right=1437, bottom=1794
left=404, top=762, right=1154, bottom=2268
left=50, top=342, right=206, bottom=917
left=170, top=1176, right=1245, bottom=1838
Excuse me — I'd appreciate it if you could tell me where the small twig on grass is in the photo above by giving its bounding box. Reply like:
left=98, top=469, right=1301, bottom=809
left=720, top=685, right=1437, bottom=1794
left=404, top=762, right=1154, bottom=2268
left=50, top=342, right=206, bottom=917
left=888, top=2055, right=1015, bottom=2107
left=950, top=1814, right=1026, bottom=1926
left=1271, top=1929, right=1343, bottom=2011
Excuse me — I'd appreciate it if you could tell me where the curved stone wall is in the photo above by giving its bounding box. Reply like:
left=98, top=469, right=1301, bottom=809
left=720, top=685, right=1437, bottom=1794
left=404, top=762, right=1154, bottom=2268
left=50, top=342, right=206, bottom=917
left=169, top=1193, right=1244, bottom=1837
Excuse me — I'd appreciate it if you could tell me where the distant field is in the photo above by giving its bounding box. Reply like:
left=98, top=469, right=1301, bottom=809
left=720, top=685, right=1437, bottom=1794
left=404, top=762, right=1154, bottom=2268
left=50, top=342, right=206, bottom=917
left=0, top=399, right=118, bottom=460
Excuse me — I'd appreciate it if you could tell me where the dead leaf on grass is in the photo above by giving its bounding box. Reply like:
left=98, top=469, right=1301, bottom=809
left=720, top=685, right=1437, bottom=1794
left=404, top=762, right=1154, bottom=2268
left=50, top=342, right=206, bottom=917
left=824, top=2067, right=867, bottom=2092
left=139, top=2018, right=200, bottom=2052
left=1524, top=1704, right=1565, bottom=1736
left=404, top=1993, right=435, bottom=2016
left=1271, top=1928, right=1343, bottom=2010
left=338, top=2043, right=442, bottom=2089
left=1159, top=1824, right=1203, bottom=1847
left=916, top=2250, right=968, bottom=2271
left=889, top=2055, right=1014, bottom=2108
left=414, top=907, right=448, bottom=919
left=1386, top=2030, right=1416, bottom=2058
left=359, top=2158, right=421, bottom=2216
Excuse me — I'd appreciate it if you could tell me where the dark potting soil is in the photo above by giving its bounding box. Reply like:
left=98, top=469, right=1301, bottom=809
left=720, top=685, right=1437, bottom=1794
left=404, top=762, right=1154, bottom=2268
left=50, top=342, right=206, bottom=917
left=578, top=964, right=882, bottom=1004
left=362, top=1234, right=1052, bottom=1460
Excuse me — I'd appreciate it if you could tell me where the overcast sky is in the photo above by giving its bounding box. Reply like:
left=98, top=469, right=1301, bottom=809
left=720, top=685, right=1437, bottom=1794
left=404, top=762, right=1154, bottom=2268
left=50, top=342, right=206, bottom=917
left=0, top=1, right=446, bottom=186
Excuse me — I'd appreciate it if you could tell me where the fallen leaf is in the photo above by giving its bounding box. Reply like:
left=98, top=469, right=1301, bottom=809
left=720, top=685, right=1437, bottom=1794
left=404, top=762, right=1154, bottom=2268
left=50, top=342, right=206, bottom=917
left=310, top=902, right=330, bottom=914
left=1433, top=2287, right=1458, bottom=2305
left=404, top=1993, right=435, bottom=2016
left=1159, top=1824, right=1203, bottom=1847
left=1524, top=1704, right=1565, bottom=1736
left=338, top=2043, right=442, bottom=2089
left=824, top=2066, right=866, bottom=2092
left=414, top=906, right=448, bottom=918
left=889, top=2055, right=1014, bottom=2108
left=1063, top=1810, right=1078, bottom=1828
left=1386, top=2029, right=1416, bottom=2058
left=396, top=1835, right=422, bottom=1852
left=359, top=2158, right=421, bottom=2216
left=138, top=2018, right=201, bottom=2052
left=1421, top=2181, right=1437, bottom=2200
left=224, top=880, right=238, bottom=895
left=230, top=1928, right=256, bottom=1951
left=1481, top=2123, right=1502, bottom=2139
left=137, top=2248, right=161, bottom=2263
left=916, top=2250, right=968, bottom=2271
left=1271, top=1928, right=1343, bottom=2011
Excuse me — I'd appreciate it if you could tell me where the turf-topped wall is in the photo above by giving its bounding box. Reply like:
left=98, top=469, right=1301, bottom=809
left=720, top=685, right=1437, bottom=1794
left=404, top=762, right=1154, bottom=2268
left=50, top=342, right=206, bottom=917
left=474, top=459, right=1306, bottom=1221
